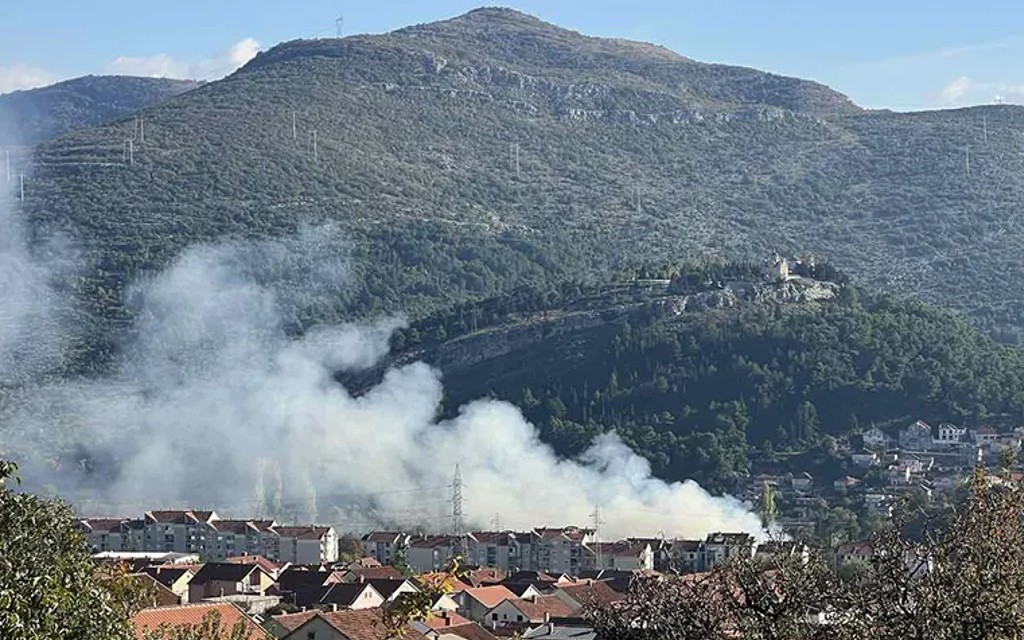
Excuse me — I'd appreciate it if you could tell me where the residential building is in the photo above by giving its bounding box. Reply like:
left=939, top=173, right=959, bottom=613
left=899, top=421, right=933, bottom=450
left=408, top=535, right=461, bottom=573
left=187, top=563, right=274, bottom=602
left=833, top=476, right=861, bottom=491
left=361, top=531, right=409, bottom=565
left=78, top=518, right=130, bottom=553
left=132, top=602, right=273, bottom=640
left=669, top=539, right=705, bottom=573
left=467, top=531, right=523, bottom=570
left=485, top=595, right=577, bottom=626
left=581, top=541, right=654, bottom=572
left=130, top=573, right=183, bottom=607
left=279, top=608, right=429, bottom=640
left=362, top=578, right=420, bottom=602
left=552, top=581, right=624, bottom=610
left=755, top=541, right=810, bottom=565
left=455, top=585, right=519, bottom=623
left=521, top=621, right=597, bottom=640
left=318, top=582, right=386, bottom=610
left=790, top=472, right=813, bottom=493
left=412, top=611, right=501, bottom=640
left=532, top=527, right=594, bottom=575
left=702, top=533, right=755, bottom=569
left=850, top=450, right=879, bottom=468
left=973, top=427, right=1000, bottom=447
left=141, top=565, right=196, bottom=603
left=935, top=423, right=967, bottom=448
left=274, top=525, right=338, bottom=564
left=862, top=427, right=888, bottom=449
left=142, top=510, right=219, bottom=554
left=203, top=519, right=263, bottom=561
left=833, top=541, right=873, bottom=569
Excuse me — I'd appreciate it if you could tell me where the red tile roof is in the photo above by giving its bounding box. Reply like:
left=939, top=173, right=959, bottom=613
left=463, top=585, right=518, bottom=608
left=351, top=565, right=404, bottom=580
left=132, top=603, right=272, bottom=639
left=293, top=608, right=429, bottom=640
left=423, top=611, right=472, bottom=628
left=555, top=581, right=624, bottom=608
left=271, top=610, right=319, bottom=632
left=224, top=554, right=281, bottom=575
left=507, top=596, right=577, bottom=622
left=79, top=518, right=126, bottom=533
left=273, top=525, right=333, bottom=540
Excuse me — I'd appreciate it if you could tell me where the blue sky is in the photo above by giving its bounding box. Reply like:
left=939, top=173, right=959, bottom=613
left=1, top=0, right=1022, bottom=110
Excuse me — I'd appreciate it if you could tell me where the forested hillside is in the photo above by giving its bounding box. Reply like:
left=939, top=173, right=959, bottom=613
left=14, top=7, right=1024, bottom=372
left=358, top=265, right=1024, bottom=493
left=0, top=76, right=200, bottom=145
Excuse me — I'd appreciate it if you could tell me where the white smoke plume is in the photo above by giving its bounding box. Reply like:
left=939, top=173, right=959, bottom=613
left=2, top=226, right=763, bottom=540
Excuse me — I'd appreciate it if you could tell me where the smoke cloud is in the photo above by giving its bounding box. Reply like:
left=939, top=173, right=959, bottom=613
left=1, top=222, right=762, bottom=540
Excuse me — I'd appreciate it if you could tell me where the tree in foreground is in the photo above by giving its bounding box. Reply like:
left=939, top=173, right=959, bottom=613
left=591, top=465, right=1024, bottom=640
left=0, top=461, right=139, bottom=640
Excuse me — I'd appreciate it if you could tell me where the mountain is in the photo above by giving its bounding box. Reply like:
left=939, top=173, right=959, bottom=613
left=0, top=75, right=200, bottom=146
left=15, top=7, right=1024, bottom=369
left=347, top=265, right=1024, bottom=493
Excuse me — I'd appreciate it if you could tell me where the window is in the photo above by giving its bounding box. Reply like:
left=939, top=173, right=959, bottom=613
left=307, top=632, right=316, bottom=640
left=492, top=614, right=498, bottom=621
left=517, top=615, right=524, bottom=622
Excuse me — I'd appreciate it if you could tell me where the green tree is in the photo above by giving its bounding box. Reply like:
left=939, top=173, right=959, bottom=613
left=0, top=461, right=140, bottom=640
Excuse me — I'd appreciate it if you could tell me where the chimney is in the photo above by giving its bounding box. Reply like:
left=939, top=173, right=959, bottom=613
left=544, top=612, right=550, bottom=623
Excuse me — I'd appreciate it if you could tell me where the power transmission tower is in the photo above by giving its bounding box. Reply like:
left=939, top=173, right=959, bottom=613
left=511, top=142, right=520, bottom=179
left=491, top=513, right=502, bottom=531
left=292, top=111, right=297, bottom=141
left=965, top=146, right=971, bottom=178
left=336, top=15, right=345, bottom=38
left=5, top=149, right=9, bottom=183
left=19, top=174, right=24, bottom=201
left=140, top=117, right=145, bottom=144
left=311, top=129, right=318, bottom=163
left=450, top=465, right=466, bottom=559
left=590, top=506, right=605, bottom=570
left=983, top=114, right=989, bottom=145
left=125, top=139, right=134, bottom=166
left=635, top=184, right=642, bottom=215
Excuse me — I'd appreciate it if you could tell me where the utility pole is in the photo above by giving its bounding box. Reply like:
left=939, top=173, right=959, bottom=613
left=311, top=129, right=318, bottom=163
left=140, top=117, right=145, bottom=144
left=635, top=184, right=642, bottom=215
left=965, top=146, right=971, bottom=178
left=129, top=139, right=134, bottom=166
left=983, top=114, right=989, bottom=145
left=19, top=174, right=24, bottom=201
left=292, top=111, right=297, bottom=142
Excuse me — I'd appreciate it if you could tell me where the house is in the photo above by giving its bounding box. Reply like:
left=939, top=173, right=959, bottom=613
left=132, top=602, right=272, bottom=640
left=581, top=541, right=654, bottom=571
left=273, top=526, right=339, bottom=564
left=552, top=581, right=623, bottom=610
left=763, top=254, right=791, bottom=282
left=130, top=572, right=183, bottom=607
left=461, top=567, right=506, bottom=587
left=408, top=535, right=461, bottom=573
left=141, top=565, right=196, bottom=603
left=360, top=577, right=420, bottom=602
left=187, top=563, right=274, bottom=602
left=850, top=450, right=879, bottom=468
left=224, top=553, right=286, bottom=579
left=833, top=541, right=873, bottom=569
left=318, top=582, right=385, bottom=610
left=275, top=569, right=337, bottom=607
left=500, top=582, right=549, bottom=600
left=754, top=541, right=810, bottom=565
left=485, top=595, right=577, bottom=626
left=668, top=539, right=704, bottom=573
left=790, top=472, right=814, bottom=492
left=454, top=585, right=520, bottom=622
left=78, top=518, right=130, bottom=553
left=833, top=476, right=862, bottom=491
left=887, top=464, right=912, bottom=486
left=521, top=621, right=597, bottom=640
left=280, top=608, right=429, bottom=640
left=899, top=421, right=933, bottom=450
left=862, top=427, right=889, bottom=449
left=702, top=533, right=755, bottom=569
left=935, top=423, right=967, bottom=448
left=973, top=427, right=1000, bottom=447
left=412, top=611, right=500, bottom=640
left=361, top=531, right=409, bottom=565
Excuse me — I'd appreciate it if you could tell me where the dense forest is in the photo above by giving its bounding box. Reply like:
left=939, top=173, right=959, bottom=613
left=0, top=76, right=199, bottom=146
left=10, top=7, right=1024, bottom=377
left=362, top=262, right=1024, bottom=494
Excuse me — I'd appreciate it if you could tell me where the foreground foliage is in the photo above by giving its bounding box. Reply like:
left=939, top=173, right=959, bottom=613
left=0, top=461, right=138, bottom=640
left=591, top=467, right=1024, bottom=640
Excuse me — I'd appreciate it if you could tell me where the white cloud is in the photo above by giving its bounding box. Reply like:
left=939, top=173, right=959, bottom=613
left=0, top=63, right=55, bottom=95
left=939, top=75, right=972, bottom=105
left=107, top=37, right=260, bottom=80
left=937, top=75, right=1024, bottom=107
